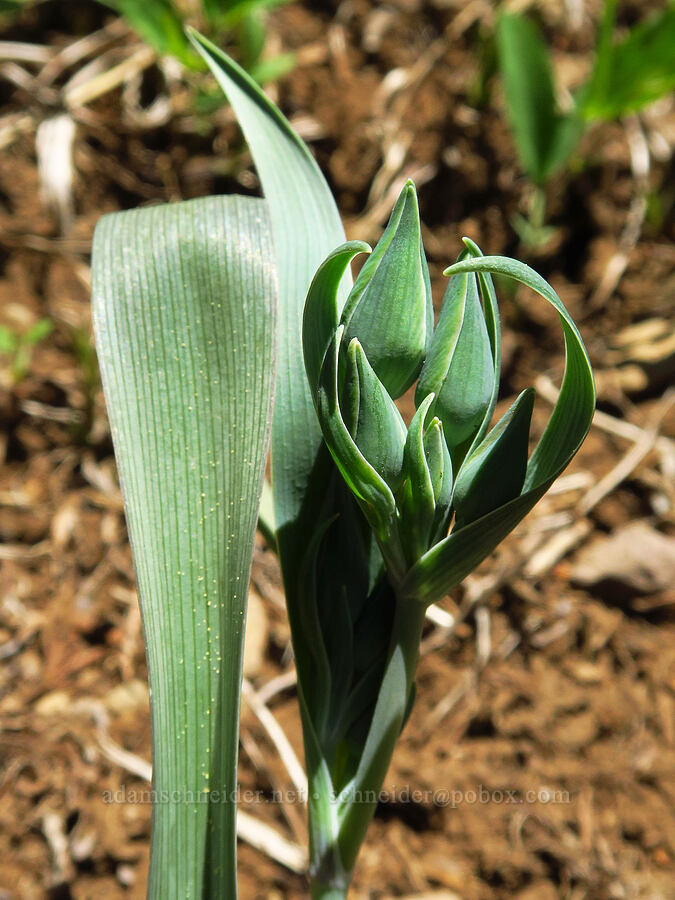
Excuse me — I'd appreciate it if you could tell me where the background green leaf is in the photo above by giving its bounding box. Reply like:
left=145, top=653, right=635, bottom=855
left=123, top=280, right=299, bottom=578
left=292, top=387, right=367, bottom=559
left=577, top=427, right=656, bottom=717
left=582, top=4, right=675, bottom=120
left=496, top=13, right=582, bottom=183
left=92, top=196, right=276, bottom=899
left=98, top=0, right=201, bottom=67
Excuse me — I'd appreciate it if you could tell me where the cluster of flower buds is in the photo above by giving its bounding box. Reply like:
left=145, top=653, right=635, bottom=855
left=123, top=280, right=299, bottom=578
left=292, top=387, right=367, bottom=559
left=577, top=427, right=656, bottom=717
left=302, top=181, right=592, bottom=598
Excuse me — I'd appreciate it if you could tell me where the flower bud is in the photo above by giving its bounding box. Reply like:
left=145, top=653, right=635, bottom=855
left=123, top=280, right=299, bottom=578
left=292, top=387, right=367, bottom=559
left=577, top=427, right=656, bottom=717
left=398, top=394, right=436, bottom=561
left=342, top=338, right=407, bottom=492
left=423, top=417, right=453, bottom=543
left=415, top=268, right=494, bottom=464
left=341, top=181, right=432, bottom=399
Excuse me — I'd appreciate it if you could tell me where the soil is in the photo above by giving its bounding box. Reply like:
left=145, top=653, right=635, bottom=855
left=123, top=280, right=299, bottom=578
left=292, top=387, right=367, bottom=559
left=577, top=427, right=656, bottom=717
left=1, top=1, right=674, bottom=898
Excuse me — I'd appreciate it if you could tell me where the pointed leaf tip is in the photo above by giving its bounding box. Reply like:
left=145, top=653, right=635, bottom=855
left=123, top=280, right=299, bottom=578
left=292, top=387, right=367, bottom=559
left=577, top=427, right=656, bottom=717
left=303, top=241, right=371, bottom=399
left=453, top=387, right=534, bottom=528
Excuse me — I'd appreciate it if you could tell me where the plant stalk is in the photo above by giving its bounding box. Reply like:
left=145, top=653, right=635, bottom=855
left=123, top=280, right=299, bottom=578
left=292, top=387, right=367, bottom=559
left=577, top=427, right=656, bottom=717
left=311, top=883, right=349, bottom=900
left=308, top=592, right=428, bottom=894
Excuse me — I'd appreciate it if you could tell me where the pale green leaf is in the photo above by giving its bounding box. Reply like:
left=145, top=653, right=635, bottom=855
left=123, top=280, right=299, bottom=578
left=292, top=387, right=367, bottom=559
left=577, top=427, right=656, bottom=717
left=188, top=29, right=354, bottom=604
left=399, top=394, right=436, bottom=562
left=92, top=196, right=276, bottom=899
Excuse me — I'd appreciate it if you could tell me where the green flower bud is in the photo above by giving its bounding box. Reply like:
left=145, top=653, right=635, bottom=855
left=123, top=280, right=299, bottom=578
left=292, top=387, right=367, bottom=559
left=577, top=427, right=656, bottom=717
left=423, top=416, right=453, bottom=543
left=342, top=339, right=408, bottom=492
left=415, top=268, right=495, bottom=465
left=341, top=180, right=432, bottom=399
left=398, top=394, right=437, bottom=562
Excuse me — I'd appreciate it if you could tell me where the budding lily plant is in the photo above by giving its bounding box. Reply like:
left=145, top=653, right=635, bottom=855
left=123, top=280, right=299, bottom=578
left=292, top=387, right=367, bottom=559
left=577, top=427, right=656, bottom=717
left=91, top=29, right=595, bottom=900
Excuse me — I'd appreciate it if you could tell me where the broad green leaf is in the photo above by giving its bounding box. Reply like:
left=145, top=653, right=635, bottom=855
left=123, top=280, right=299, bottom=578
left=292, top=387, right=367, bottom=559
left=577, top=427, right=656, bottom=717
left=401, top=251, right=595, bottom=606
left=583, top=5, right=675, bottom=120
left=91, top=196, right=276, bottom=899
left=187, top=46, right=393, bottom=872
left=496, top=13, right=581, bottom=182
left=453, top=387, right=534, bottom=529
left=188, top=30, right=352, bottom=600
left=98, top=0, right=200, bottom=68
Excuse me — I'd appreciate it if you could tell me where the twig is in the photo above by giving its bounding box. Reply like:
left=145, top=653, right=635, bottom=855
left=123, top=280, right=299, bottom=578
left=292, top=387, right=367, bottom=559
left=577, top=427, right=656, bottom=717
left=0, top=41, right=53, bottom=64
left=589, top=116, right=650, bottom=309
left=524, top=520, right=593, bottom=580
left=426, top=603, right=456, bottom=630
left=237, top=811, right=307, bottom=874
left=64, top=45, right=155, bottom=109
left=241, top=679, right=308, bottom=797
left=42, top=812, right=74, bottom=886
left=92, top=706, right=307, bottom=873
left=536, top=375, right=674, bottom=457
left=255, top=669, right=297, bottom=706
left=0, top=540, right=51, bottom=560
left=39, top=18, right=128, bottom=85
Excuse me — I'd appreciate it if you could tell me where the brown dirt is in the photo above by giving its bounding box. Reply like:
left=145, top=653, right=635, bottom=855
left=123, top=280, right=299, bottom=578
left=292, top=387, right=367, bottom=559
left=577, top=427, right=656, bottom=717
left=1, top=1, right=674, bottom=898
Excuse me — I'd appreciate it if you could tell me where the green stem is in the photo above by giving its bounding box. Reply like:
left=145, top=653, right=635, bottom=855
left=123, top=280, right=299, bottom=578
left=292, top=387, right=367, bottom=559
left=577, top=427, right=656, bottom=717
left=529, top=184, right=547, bottom=231
left=334, top=595, right=427, bottom=874
left=305, top=588, right=426, bottom=895
left=311, top=882, right=349, bottom=900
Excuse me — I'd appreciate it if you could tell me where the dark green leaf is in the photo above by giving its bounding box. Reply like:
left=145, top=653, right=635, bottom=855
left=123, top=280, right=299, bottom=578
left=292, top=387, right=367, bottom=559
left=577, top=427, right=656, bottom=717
left=453, top=388, right=534, bottom=528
